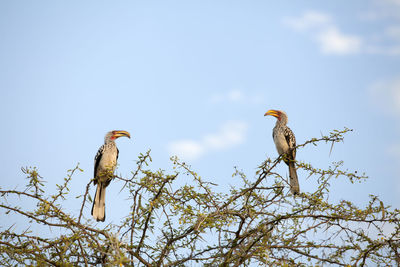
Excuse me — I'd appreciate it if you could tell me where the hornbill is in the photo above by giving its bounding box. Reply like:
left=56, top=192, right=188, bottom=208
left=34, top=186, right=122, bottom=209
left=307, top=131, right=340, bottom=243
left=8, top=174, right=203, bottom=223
left=264, top=110, right=299, bottom=195
left=91, top=130, right=130, bottom=221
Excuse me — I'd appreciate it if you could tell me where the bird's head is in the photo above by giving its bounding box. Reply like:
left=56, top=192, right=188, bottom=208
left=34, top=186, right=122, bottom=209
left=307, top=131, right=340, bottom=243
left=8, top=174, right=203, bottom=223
left=105, top=130, right=131, bottom=142
left=264, top=109, right=288, bottom=123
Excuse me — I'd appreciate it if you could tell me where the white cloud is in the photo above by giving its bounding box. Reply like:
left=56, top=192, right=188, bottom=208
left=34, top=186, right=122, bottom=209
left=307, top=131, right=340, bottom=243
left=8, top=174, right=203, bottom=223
left=210, top=89, right=244, bottom=103
left=210, top=89, right=263, bottom=105
left=368, top=25, right=400, bottom=55
left=285, top=3, right=400, bottom=56
left=386, top=26, right=400, bottom=41
left=365, top=44, right=400, bottom=55
left=356, top=1, right=400, bottom=55
left=386, top=0, right=400, bottom=6
left=387, top=143, right=400, bottom=160
left=369, top=77, right=400, bottom=116
left=167, top=121, right=248, bottom=161
left=362, top=0, right=400, bottom=20
left=167, top=140, right=205, bottom=161
left=227, top=90, right=243, bottom=102
left=284, top=10, right=362, bottom=55
left=203, top=121, right=247, bottom=150
left=316, top=26, right=362, bottom=54
left=283, top=11, right=331, bottom=32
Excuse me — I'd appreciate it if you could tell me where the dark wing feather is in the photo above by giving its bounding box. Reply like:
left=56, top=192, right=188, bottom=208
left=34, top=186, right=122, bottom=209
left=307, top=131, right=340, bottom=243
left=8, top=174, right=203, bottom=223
left=94, top=145, right=105, bottom=184
left=284, top=127, right=296, bottom=160
left=116, top=147, right=119, bottom=161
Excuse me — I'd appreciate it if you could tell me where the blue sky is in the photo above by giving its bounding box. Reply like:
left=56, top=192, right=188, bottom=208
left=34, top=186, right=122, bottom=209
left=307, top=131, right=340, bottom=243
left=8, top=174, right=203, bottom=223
left=0, top=0, right=399, bottom=226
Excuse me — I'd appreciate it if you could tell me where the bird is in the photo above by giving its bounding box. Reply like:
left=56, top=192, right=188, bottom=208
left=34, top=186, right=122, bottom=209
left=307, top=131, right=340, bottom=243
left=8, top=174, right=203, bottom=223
left=91, top=130, right=131, bottom=222
left=264, top=110, right=299, bottom=195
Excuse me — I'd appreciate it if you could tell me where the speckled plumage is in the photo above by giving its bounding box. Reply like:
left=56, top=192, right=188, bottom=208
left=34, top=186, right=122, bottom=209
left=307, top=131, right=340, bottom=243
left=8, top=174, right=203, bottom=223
left=91, top=130, right=129, bottom=222
left=268, top=110, right=299, bottom=195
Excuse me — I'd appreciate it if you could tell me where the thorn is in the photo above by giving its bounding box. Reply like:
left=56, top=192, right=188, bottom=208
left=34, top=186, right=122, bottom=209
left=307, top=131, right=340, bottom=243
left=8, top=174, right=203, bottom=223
left=329, top=141, right=334, bottom=157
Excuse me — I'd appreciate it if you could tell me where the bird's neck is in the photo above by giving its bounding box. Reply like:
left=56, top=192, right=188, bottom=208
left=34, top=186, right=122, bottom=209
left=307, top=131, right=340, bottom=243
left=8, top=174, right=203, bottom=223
left=104, top=140, right=116, bottom=146
left=275, top=119, right=287, bottom=128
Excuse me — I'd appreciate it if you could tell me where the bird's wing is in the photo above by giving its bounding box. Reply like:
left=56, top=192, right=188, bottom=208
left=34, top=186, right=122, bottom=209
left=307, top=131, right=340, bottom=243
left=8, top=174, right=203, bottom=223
left=284, top=127, right=296, bottom=159
left=116, top=147, right=119, bottom=161
left=94, top=144, right=105, bottom=181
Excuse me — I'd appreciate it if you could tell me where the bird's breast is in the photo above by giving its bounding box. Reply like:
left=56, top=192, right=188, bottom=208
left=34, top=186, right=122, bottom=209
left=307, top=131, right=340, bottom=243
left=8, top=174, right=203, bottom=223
left=273, top=132, right=289, bottom=155
left=97, top=147, right=118, bottom=181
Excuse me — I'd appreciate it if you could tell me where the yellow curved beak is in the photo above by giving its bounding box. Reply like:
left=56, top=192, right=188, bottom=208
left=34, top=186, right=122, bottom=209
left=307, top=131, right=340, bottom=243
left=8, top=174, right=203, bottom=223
left=113, top=130, right=131, bottom=139
left=264, top=109, right=279, bottom=118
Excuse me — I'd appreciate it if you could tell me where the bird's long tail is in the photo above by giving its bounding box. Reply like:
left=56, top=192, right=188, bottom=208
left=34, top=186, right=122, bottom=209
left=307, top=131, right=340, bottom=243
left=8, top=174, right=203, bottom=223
left=91, top=183, right=106, bottom=222
left=288, top=162, right=300, bottom=195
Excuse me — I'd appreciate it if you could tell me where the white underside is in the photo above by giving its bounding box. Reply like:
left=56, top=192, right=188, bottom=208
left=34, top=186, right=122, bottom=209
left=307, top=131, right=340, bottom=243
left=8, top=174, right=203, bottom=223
left=274, top=133, right=289, bottom=155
